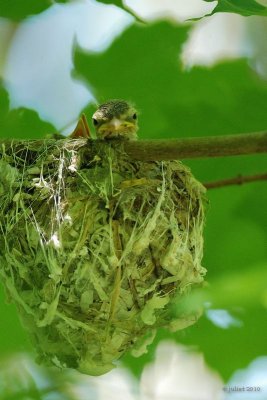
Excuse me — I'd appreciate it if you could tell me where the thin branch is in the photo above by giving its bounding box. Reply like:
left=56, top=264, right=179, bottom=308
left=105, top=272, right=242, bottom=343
left=204, top=173, right=267, bottom=189
left=123, top=131, right=267, bottom=160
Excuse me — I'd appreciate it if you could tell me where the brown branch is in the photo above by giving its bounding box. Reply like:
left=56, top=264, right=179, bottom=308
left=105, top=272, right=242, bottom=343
left=204, top=173, right=267, bottom=189
left=0, top=131, right=267, bottom=161
left=123, top=131, right=267, bottom=160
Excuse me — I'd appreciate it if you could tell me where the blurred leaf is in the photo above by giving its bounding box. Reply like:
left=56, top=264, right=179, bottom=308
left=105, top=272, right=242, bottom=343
left=234, top=183, right=267, bottom=229
left=176, top=307, right=267, bottom=380
left=122, top=337, right=156, bottom=378
left=96, top=0, right=124, bottom=5
left=202, top=181, right=267, bottom=279
left=204, top=0, right=267, bottom=16
left=95, top=0, right=143, bottom=21
left=0, top=0, right=141, bottom=22
left=0, top=0, right=68, bottom=21
left=0, top=353, right=79, bottom=400
left=215, top=263, right=267, bottom=307
left=176, top=262, right=267, bottom=313
left=0, top=283, right=30, bottom=355
left=0, top=84, right=55, bottom=139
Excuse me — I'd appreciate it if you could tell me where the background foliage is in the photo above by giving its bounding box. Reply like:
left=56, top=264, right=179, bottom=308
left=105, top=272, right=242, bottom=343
left=0, top=0, right=267, bottom=395
left=2, top=0, right=267, bottom=19
left=0, top=0, right=68, bottom=20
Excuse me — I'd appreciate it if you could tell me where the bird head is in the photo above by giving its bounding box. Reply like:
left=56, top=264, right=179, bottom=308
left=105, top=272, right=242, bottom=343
left=92, top=99, right=138, bottom=140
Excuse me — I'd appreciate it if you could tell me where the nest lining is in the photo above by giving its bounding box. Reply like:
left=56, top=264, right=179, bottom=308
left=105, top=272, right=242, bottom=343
left=0, top=139, right=206, bottom=375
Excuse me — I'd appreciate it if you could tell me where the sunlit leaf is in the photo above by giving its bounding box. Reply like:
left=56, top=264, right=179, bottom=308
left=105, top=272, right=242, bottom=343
left=204, top=0, right=267, bottom=16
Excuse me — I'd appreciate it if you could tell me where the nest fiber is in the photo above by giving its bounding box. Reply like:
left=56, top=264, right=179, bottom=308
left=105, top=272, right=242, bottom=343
left=0, top=139, right=206, bottom=375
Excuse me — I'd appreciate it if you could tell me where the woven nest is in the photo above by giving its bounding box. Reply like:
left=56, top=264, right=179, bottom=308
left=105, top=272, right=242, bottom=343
left=0, top=139, right=206, bottom=375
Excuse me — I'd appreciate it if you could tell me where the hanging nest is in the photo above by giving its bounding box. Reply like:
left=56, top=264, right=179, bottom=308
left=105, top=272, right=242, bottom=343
left=0, top=138, right=206, bottom=375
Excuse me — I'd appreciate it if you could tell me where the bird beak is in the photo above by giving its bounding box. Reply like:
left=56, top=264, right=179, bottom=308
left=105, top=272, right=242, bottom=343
left=97, top=117, right=137, bottom=139
left=108, top=118, right=123, bottom=130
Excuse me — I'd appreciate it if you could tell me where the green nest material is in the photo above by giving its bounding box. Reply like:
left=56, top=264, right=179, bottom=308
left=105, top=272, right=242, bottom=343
left=0, top=139, right=206, bottom=375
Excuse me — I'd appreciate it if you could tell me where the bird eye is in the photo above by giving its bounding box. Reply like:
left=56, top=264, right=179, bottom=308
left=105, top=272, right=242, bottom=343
left=132, top=113, right=137, bottom=120
left=93, top=118, right=98, bottom=126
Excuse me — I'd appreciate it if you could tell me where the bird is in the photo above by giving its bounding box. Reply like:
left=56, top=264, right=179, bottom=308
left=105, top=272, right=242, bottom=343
left=92, top=99, right=138, bottom=140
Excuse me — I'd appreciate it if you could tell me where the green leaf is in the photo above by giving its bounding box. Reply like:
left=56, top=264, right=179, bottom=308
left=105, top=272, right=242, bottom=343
left=0, top=282, right=30, bottom=355
left=204, top=0, right=267, bottom=16
left=95, top=0, right=144, bottom=21
left=177, top=263, right=267, bottom=313
left=0, top=0, right=68, bottom=21
left=176, top=307, right=267, bottom=380
left=0, top=84, right=55, bottom=139
left=202, top=179, right=267, bottom=278
left=0, top=0, right=142, bottom=22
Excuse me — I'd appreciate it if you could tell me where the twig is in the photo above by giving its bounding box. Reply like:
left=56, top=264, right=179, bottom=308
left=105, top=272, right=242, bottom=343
left=204, top=173, right=267, bottom=189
